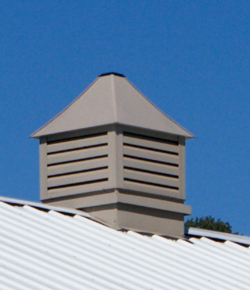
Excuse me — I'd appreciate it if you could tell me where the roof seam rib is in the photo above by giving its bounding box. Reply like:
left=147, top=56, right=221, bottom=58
left=111, top=74, right=118, bottom=123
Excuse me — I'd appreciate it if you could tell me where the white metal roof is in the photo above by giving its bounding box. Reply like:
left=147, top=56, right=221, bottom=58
left=186, top=226, right=250, bottom=246
left=1, top=198, right=250, bottom=290
left=32, top=73, right=193, bottom=138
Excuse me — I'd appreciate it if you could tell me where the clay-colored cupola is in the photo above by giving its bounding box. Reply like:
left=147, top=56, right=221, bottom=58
left=32, top=72, right=193, bottom=237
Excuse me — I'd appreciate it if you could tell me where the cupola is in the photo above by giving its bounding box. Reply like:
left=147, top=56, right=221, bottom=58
left=32, top=73, right=193, bottom=237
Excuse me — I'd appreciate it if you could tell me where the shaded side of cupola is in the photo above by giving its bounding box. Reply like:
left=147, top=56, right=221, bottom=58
left=32, top=73, right=193, bottom=237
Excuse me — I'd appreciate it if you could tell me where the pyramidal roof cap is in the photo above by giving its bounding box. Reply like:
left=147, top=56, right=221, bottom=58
left=32, top=73, right=193, bottom=138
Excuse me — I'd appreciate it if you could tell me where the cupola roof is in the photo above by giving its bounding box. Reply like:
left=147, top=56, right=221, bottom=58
left=32, top=73, right=193, bottom=138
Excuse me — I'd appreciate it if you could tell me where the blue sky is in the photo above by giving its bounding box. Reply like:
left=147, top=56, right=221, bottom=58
left=1, top=1, right=249, bottom=235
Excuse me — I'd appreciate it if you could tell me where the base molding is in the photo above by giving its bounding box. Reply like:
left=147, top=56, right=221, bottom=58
left=43, top=189, right=191, bottom=237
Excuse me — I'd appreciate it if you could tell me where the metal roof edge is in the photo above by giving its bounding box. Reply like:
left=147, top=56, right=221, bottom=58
left=185, top=227, right=250, bottom=245
left=0, top=196, right=123, bottom=230
left=0, top=196, right=90, bottom=217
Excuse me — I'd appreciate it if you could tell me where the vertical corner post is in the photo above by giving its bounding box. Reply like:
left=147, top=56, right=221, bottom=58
left=39, top=137, right=48, bottom=200
left=108, top=126, right=124, bottom=189
left=179, top=137, right=186, bottom=200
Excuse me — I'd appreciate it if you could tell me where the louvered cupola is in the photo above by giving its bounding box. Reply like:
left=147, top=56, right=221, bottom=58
left=32, top=72, right=193, bottom=237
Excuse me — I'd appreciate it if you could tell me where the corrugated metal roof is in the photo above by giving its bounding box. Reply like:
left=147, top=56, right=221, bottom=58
left=1, top=199, right=250, bottom=290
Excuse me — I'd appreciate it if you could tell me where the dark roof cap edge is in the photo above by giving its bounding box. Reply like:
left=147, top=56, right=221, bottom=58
left=99, top=72, right=125, bottom=78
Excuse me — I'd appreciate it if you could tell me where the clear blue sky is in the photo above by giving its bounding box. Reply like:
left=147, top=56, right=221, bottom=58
left=1, top=1, right=249, bottom=235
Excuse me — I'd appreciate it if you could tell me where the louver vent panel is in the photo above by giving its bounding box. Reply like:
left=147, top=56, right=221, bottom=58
left=46, top=132, right=109, bottom=198
left=123, top=132, right=180, bottom=197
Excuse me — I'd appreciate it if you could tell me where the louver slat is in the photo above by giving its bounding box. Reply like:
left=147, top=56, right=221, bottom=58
left=48, top=169, right=108, bottom=188
left=123, top=135, right=179, bottom=154
left=47, top=135, right=108, bottom=153
left=48, top=158, right=108, bottom=176
left=124, top=180, right=178, bottom=197
left=47, top=146, right=108, bottom=165
left=124, top=169, right=179, bottom=189
left=48, top=181, right=109, bottom=197
left=123, top=157, right=179, bottom=177
left=123, top=146, right=179, bottom=165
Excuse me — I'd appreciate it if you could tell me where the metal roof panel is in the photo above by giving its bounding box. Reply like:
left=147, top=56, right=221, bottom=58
left=0, top=199, right=249, bottom=290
